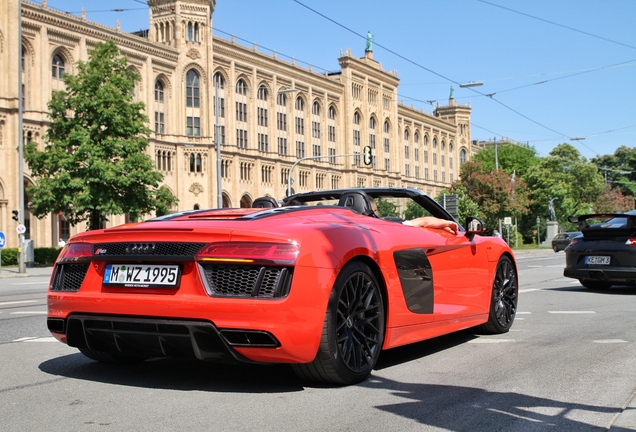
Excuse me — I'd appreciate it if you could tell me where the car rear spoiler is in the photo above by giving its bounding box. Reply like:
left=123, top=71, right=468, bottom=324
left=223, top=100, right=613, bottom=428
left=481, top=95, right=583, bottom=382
left=567, top=214, right=636, bottom=231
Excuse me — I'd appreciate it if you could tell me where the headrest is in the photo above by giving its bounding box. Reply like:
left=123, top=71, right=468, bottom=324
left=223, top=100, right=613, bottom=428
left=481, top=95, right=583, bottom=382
left=337, top=191, right=377, bottom=217
left=252, top=196, right=279, bottom=208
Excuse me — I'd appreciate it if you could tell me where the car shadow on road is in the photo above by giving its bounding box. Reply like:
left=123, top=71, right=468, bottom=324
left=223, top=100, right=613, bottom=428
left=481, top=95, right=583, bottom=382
left=39, top=353, right=305, bottom=393
left=39, top=331, right=480, bottom=392
left=359, top=376, right=626, bottom=431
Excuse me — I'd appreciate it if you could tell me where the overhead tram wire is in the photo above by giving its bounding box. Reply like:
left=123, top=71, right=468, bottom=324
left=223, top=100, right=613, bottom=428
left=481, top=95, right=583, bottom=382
left=95, top=0, right=596, bottom=153
left=291, top=0, right=583, bottom=149
left=476, top=0, right=636, bottom=51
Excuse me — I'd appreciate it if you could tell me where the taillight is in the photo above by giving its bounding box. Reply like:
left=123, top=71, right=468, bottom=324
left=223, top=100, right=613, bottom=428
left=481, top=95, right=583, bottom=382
left=568, top=239, right=579, bottom=247
left=56, top=242, right=93, bottom=263
left=626, top=238, right=636, bottom=246
left=196, top=242, right=299, bottom=265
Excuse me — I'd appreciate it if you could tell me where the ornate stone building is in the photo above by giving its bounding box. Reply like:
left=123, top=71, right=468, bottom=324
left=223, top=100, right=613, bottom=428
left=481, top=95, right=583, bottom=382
left=0, top=0, right=472, bottom=248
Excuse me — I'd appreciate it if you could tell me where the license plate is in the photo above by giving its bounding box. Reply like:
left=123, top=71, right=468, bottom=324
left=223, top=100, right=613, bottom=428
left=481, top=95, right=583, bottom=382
left=585, top=256, right=611, bottom=265
left=103, top=264, right=181, bottom=288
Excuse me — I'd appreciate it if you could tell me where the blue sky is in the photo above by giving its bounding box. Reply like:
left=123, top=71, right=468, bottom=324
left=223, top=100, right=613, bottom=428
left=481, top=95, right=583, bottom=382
left=43, top=0, right=636, bottom=160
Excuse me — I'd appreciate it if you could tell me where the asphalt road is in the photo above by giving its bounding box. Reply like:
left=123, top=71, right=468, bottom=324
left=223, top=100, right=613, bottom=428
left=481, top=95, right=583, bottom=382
left=1, top=250, right=635, bottom=431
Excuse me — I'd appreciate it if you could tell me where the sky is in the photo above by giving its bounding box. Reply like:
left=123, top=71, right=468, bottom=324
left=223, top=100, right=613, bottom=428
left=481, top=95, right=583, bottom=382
left=41, top=0, right=636, bottom=160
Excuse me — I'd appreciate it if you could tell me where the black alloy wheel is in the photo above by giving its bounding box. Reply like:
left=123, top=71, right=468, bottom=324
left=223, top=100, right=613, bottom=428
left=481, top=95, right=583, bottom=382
left=292, top=260, right=385, bottom=385
left=477, top=256, right=518, bottom=334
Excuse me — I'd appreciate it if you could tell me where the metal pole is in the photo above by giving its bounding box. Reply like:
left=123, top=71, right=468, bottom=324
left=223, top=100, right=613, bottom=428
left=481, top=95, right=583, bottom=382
left=215, top=81, right=222, bottom=208
left=17, top=2, right=25, bottom=273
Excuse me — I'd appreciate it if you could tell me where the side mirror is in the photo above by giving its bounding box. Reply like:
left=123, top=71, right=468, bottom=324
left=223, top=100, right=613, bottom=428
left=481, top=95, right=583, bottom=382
left=465, top=217, right=487, bottom=235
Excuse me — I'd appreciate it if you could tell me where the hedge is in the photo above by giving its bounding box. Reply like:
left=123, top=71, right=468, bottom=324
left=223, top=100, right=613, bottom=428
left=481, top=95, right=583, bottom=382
left=0, top=247, right=61, bottom=266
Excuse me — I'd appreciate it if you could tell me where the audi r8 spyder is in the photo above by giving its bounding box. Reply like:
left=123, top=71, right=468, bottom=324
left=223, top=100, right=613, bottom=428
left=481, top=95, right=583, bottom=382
left=564, top=211, right=636, bottom=289
left=47, top=188, right=518, bottom=385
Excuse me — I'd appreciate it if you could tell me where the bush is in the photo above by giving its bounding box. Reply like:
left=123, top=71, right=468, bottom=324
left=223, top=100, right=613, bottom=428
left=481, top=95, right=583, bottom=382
left=1, top=248, right=18, bottom=266
left=1, top=247, right=61, bottom=266
left=34, top=247, right=62, bottom=265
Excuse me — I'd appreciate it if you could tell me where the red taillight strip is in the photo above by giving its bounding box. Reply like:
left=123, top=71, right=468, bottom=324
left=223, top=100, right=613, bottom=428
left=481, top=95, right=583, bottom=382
left=196, top=242, right=299, bottom=265
left=56, top=242, right=93, bottom=263
left=626, top=238, right=636, bottom=246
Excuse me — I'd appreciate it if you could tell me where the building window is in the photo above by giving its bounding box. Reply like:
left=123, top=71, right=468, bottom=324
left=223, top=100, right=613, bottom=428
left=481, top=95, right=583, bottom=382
left=313, top=143, right=321, bottom=157
left=295, top=97, right=304, bottom=111
left=237, top=129, right=248, bottom=148
left=154, top=80, right=164, bottom=102
left=329, top=147, right=336, bottom=164
left=312, top=121, right=321, bottom=139
left=312, top=102, right=320, bottom=116
left=155, top=112, right=165, bottom=134
left=328, top=106, right=336, bottom=120
left=187, top=116, right=200, bottom=136
left=215, top=125, right=226, bottom=145
left=213, top=73, right=226, bottom=117
left=328, top=125, right=336, bottom=142
left=52, top=54, right=65, bottom=79
left=277, top=112, right=287, bottom=131
left=258, top=133, right=269, bottom=152
left=236, top=102, right=248, bottom=122
left=296, top=117, right=304, bottom=135
left=278, top=137, right=288, bottom=156
left=278, top=93, right=287, bottom=106
left=353, top=112, right=360, bottom=125
left=186, top=70, right=200, bottom=107
left=385, top=158, right=390, bottom=172
left=296, top=141, right=305, bottom=158
left=460, top=149, right=467, bottom=164
left=258, top=86, right=268, bottom=101
left=236, top=79, right=247, bottom=95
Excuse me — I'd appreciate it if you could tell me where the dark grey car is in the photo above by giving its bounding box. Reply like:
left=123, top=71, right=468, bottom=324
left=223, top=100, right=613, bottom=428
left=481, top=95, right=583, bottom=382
left=552, top=231, right=582, bottom=252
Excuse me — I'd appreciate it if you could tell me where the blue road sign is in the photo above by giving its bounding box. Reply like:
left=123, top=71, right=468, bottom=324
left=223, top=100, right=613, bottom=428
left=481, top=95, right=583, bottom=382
left=0, top=231, right=5, bottom=249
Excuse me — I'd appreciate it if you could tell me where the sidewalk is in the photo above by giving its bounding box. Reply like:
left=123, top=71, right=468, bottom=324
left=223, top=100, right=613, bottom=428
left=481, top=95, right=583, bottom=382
left=0, top=265, right=54, bottom=278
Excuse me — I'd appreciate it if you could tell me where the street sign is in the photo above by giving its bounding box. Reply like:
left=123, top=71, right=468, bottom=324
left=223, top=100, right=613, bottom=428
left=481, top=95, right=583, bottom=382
left=16, top=224, right=26, bottom=234
left=441, top=194, right=459, bottom=215
left=504, top=217, right=512, bottom=225
left=0, top=232, right=5, bottom=248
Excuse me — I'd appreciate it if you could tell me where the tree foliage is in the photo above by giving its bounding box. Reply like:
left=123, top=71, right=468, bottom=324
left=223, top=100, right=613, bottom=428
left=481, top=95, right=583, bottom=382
left=591, top=146, right=636, bottom=197
left=25, top=40, right=177, bottom=230
left=471, top=142, right=540, bottom=178
left=451, top=160, right=529, bottom=232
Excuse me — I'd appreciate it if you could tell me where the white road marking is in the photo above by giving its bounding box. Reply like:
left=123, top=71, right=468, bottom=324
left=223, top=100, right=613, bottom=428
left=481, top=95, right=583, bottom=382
left=468, top=339, right=516, bottom=344
left=13, top=337, right=37, bottom=342
left=10, top=311, right=47, bottom=315
left=0, top=300, right=37, bottom=306
left=594, top=339, right=628, bottom=344
left=520, top=288, right=542, bottom=293
left=548, top=311, right=596, bottom=314
left=24, top=337, right=58, bottom=342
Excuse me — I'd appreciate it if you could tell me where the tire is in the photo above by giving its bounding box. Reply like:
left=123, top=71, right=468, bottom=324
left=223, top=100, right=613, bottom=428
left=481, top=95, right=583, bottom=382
left=553, top=245, right=559, bottom=252
left=79, top=348, right=147, bottom=364
left=292, top=261, right=385, bottom=385
left=579, top=279, right=612, bottom=290
left=476, top=256, right=518, bottom=334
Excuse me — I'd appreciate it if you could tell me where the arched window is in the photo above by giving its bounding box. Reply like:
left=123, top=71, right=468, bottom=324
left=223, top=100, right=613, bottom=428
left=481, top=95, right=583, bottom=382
left=414, top=132, right=419, bottom=144
left=460, top=149, right=467, bottom=164
left=258, top=86, right=268, bottom=101
left=277, top=93, right=287, bottom=106
left=195, top=153, right=202, bottom=172
left=52, top=54, right=65, bottom=79
left=295, top=97, right=304, bottom=111
left=186, top=70, right=199, bottom=107
left=404, top=130, right=409, bottom=140
left=328, top=106, right=336, bottom=120
left=236, top=79, right=247, bottom=95
left=353, top=112, right=360, bottom=125
left=312, top=102, right=320, bottom=116
left=369, top=117, right=376, bottom=130
left=154, top=80, right=164, bottom=102
left=189, top=153, right=195, bottom=172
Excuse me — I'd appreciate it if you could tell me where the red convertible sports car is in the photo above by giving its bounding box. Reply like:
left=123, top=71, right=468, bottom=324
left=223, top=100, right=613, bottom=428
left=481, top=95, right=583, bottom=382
left=47, top=188, right=518, bottom=385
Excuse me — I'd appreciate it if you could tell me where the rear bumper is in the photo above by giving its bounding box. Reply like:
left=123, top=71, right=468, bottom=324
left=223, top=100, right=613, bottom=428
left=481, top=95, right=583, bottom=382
left=563, top=267, right=636, bottom=284
left=47, top=263, right=337, bottom=364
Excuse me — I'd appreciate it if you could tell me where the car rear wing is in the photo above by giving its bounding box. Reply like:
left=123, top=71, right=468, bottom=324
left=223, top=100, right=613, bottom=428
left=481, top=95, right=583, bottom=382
left=567, top=214, right=636, bottom=235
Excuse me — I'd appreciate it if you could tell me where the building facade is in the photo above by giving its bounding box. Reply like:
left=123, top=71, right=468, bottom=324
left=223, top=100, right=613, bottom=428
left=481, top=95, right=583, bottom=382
left=0, top=0, right=473, bottom=248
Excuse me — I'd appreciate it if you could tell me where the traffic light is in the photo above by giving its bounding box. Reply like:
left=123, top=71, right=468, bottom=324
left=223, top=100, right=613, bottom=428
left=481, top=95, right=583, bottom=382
left=11, top=209, right=19, bottom=222
left=363, top=145, right=372, bottom=166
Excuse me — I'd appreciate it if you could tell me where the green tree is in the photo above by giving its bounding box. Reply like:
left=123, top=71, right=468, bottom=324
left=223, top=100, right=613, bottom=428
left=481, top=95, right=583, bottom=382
left=472, top=142, right=540, bottom=178
left=523, top=143, right=605, bottom=234
left=375, top=197, right=399, bottom=218
left=404, top=200, right=426, bottom=220
left=592, top=146, right=636, bottom=197
left=592, top=185, right=634, bottom=214
left=25, top=40, right=177, bottom=230
left=452, top=160, right=529, bottom=232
